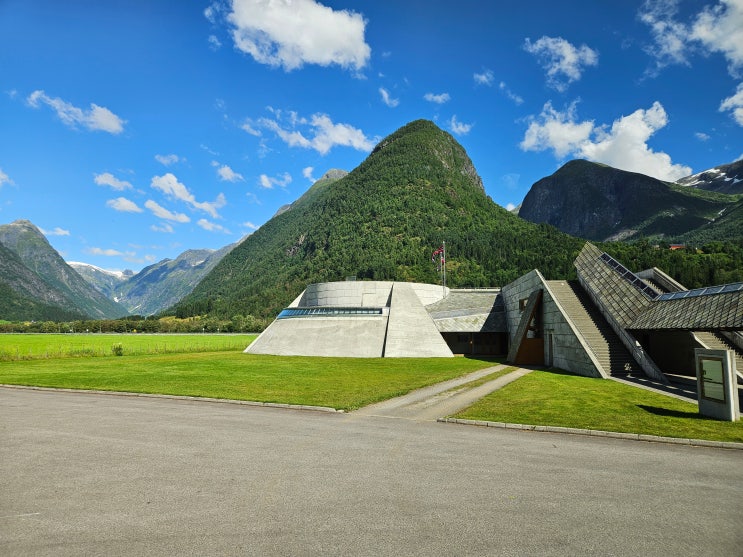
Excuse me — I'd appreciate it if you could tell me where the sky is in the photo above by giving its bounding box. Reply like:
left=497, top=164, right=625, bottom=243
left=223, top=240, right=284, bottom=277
left=1, top=0, right=743, bottom=273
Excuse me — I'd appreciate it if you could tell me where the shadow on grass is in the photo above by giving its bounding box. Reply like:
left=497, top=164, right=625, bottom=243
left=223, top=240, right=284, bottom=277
left=460, top=355, right=505, bottom=364
left=637, top=404, right=701, bottom=419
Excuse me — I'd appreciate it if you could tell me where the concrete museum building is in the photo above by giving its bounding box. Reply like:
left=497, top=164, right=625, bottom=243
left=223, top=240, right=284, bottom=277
left=246, top=242, right=743, bottom=384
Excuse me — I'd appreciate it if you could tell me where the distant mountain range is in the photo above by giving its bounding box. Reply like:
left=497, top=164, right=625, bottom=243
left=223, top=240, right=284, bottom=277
left=518, top=159, right=743, bottom=242
left=0, top=220, right=234, bottom=321
left=1, top=121, right=741, bottom=323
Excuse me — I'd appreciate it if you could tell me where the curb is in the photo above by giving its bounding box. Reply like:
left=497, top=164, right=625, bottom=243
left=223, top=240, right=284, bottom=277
left=437, top=417, right=743, bottom=450
left=0, top=384, right=343, bottom=414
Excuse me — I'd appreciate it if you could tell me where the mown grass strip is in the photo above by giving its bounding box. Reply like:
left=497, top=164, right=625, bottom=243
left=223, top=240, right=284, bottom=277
left=0, top=352, right=497, bottom=411
left=454, top=368, right=743, bottom=443
left=0, top=334, right=256, bottom=361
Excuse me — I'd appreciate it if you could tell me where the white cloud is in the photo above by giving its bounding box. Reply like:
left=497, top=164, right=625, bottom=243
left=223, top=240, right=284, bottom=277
left=208, top=35, right=222, bottom=50
left=379, top=87, right=399, bottom=107
left=690, top=0, right=743, bottom=76
left=523, top=36, right=598, bottom=92
left=259, top=112, right=375, bottom=155
left=106, top=197, right=143, bottom=213
left=94, top=172, right=132, bottom=191
left=473, top=69, right=494, bottom=86
left=241, top=119, right=261, bottom=136
left=505, top=203, right=517, bottom=211
left=259, top=172, right=292, bottom=189
left=151, top=223, right=174, bottom=233
left=150, top=173, right=226, bottom=218
left=639, top=0, right=743, bottom=77
left=197, top=218, right=231, bottom=233
left=226, top=0, right=370, bottom=72
left=27, top=90, right=125, bottom=134
left=521, top=101, right=594, bottom=158
left=215, top=163, right=244, bottom=182
left=424, top=92, right=450, bottom=104
left=695, top=132, right=711, bottom=141
left=87, top=247, right=130, bottom=257
left=499, top=82, right=524, bottom=105
left=40, top=227, right=70, bottom=237
left=155, top=154, right=180, bottom=166
left=520, top=100, right=692, bottom=181
left=243, top=221, right=258, bottom=230
left=449, top=115, right=473, bottom=136
left=0, top=167, right=14, bottom=187
left=720, top=82, right=743, bottom=125
left=303, top=166, right=315, bottom=181
left=638, top=0, right=690, bottom=73
left=144, top=199, right=190, bottom=223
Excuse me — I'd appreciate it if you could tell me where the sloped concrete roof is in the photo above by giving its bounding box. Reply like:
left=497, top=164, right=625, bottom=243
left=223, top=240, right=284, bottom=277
left=426, top=289, right=507, bottom=332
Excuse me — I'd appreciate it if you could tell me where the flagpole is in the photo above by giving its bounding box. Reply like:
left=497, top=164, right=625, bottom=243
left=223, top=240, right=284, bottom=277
left=442, top=240, right=446, bottom=296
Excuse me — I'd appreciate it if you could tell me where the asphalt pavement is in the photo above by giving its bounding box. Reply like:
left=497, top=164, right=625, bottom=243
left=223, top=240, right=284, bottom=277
left=1, top=387, right=742, bottom=556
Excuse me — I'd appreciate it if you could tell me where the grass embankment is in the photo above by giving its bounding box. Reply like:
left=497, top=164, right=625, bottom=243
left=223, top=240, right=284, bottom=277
left=455, top=368, right=743, bottom=443
left=0, top=347, right=498, bottom=411
left=0, top=333, right=256, bottom=360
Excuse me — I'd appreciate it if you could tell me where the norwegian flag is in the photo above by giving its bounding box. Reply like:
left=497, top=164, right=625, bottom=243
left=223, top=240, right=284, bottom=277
left=431, top=245, right=444, bottom=263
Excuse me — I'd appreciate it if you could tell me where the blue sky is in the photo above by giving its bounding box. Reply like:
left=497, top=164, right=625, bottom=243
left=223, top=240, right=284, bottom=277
left=1, top=0, right=742, bottom=272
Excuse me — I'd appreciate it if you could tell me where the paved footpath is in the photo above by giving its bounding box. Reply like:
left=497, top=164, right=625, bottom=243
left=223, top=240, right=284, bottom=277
left=2, top=386, right=742, bottom=556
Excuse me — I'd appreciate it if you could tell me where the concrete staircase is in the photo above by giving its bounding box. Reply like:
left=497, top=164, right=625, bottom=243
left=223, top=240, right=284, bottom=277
left=693, top=331, right=743, bottom=381
left=548, top=280, right=643, bottom=378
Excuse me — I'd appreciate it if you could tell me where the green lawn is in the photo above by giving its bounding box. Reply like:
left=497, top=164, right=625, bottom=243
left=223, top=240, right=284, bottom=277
left=454, top=368, right=743, bottom=443
left=0, top=352, right=498, bottom=411
left=0, top=333, right=256, bottom=360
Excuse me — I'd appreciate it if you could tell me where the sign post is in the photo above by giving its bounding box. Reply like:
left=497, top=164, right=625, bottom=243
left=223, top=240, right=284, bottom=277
left=695, top=348, right=740, bottom=421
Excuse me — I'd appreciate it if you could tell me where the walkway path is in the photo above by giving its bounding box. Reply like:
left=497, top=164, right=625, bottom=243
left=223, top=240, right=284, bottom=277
left=353, top=364, right=532, bottom=421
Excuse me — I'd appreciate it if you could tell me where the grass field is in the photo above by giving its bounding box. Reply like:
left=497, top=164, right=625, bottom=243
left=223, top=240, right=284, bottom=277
left=0, top=348, right=498, bottom=411
left=454, top=368, right=743, bottom=443
left=0, top=333, right=257, bottom=360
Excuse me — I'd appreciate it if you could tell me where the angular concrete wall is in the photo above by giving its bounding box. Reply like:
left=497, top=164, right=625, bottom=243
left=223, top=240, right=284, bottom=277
left=384, top=283, right=453, bottom=357
left=502, top=270, right=602, bottom=378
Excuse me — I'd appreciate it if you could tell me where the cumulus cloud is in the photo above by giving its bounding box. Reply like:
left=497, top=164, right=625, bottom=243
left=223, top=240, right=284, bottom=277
left=243, top=221, right=259, bottom=230
left=424, top=92, right=450, bottom=104
left=259, top=111, right=375, bottom=155
left=27, top=90, right=125, bottom=134
left=225, top=0, right=370, bottom=72
left=241, top=119, right=261, bottom=136
left=449, top=115, right=473, bottom=136
left=40, top=227, right=70, bottom=237
left=197, top=218, right=231, bottom=233
left=213, top=163, right=244, bottom=182
left=690, top=0, right=743, bottom=76
left=151, top=223, right=174, bottom=233
left=0, top=167, right=14, bottom=187
left=259, top=172, right=292, bottom=189
left=640, top=0, right=743, bottom=77
left=144, top=199, right=190, bottom=223
left=208, top=35, right=222, bottom=50
left=520, top=100, right=692, bottom=181
left=150, top=173, right=226, bottom=218
left=106, top=197, right=143, bottom=213
left=720, top=82, right=743, bottom=125
left=379, top=87, right=399, bottom=107
left=524, top=36, right=599, bottom=91
left=155, top=154, right=180, bottom=166
left=695, top=131, right=711, bottom=141
left=303, top=166, right=315, bottom=182
left=94, top=172, right=132, bottom=191
left=473, top=69, right=494, bottom=86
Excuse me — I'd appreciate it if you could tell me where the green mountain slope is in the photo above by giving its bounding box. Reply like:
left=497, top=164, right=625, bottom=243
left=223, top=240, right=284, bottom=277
left=0, top=220, right=128, bottom=319
left=172, top=120, right=586, bottom=319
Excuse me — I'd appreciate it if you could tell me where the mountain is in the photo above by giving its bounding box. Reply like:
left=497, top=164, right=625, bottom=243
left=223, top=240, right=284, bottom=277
left=518, top=160, right=737, bottom=242
left=273, top=169, right=348, bottom=217
left=171, top=119, right=586, bottom=320
left=68, top=262, right=133, bottom=298
left=0, top=220, right=127, bottom=319
left=112, top=245, right=235, bottom=315
left=677, top=159, right=743, bottom=195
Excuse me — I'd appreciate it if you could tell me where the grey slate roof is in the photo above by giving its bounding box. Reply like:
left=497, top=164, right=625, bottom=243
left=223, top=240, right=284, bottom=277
left=628, top=292, right=743, bottom=331
left=426, top=289, right=507, bottom=332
